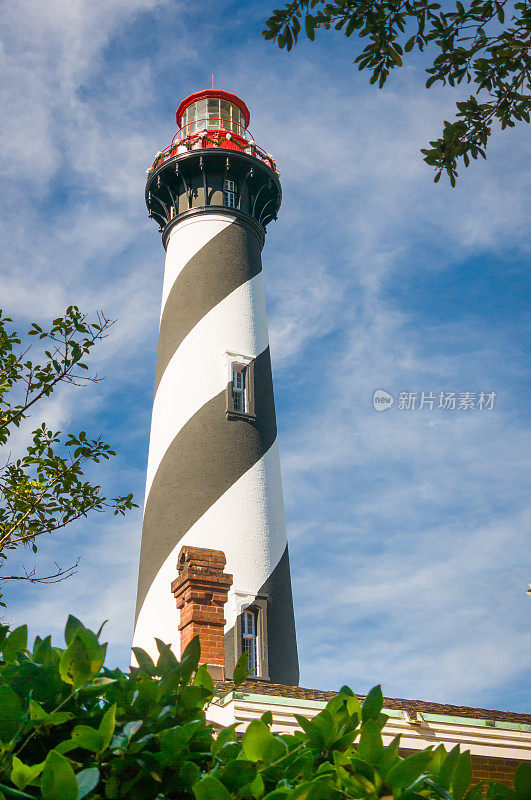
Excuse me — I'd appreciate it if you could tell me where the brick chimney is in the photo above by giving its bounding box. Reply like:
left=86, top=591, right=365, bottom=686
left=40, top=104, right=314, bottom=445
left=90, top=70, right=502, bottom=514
left=171, top=546, right=233, bottom=680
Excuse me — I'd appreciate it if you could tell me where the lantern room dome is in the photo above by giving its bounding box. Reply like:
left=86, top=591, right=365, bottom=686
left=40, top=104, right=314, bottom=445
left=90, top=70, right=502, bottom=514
left=176, top=90, right=250, bottom=139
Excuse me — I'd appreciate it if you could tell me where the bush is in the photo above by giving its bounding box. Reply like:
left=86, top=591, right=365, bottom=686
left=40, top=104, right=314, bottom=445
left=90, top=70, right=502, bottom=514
left=0, top=617, right=528, bottom=799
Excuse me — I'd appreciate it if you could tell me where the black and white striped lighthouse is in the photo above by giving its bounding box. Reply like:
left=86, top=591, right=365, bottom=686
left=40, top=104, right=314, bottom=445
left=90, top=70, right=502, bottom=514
left=133, top=90, right=299, bottom=685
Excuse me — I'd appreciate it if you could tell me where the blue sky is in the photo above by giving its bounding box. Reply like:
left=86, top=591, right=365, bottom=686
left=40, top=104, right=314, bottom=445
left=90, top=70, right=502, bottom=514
left=1, top=0, right=530, bottom=711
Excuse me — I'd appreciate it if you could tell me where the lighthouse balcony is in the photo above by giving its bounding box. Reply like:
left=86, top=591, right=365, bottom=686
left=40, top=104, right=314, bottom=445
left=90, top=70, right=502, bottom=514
left=147, top=128, right=278, bottom=176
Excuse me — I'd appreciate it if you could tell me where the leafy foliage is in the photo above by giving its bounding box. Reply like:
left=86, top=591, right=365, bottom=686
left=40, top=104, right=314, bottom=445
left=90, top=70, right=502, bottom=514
left=0, top=308, right=136, bottom=602
left=263, top=0, right=531, bottom=184
left=0, top=616, right=527, bottom=799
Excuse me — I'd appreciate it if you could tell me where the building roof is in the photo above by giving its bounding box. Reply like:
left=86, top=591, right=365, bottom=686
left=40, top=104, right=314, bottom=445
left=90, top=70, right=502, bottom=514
left=217, top=680, right=531, bottom=726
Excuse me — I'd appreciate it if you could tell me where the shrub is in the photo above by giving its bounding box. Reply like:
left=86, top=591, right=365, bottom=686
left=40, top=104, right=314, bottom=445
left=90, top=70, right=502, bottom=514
left=0, top=617, right=528, bottom=799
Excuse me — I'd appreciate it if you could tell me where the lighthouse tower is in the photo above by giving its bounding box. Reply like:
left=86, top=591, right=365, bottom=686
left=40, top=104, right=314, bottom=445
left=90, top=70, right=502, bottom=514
left=133, top=90, right=299, bottom=685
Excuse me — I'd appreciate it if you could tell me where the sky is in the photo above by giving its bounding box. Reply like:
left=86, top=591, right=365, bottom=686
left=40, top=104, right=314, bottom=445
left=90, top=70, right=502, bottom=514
left=1, top=0, right=530, bottom=712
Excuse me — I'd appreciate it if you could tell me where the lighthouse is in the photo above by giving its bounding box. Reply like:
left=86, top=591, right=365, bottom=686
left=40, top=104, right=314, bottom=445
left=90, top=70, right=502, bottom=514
left=133, top=90, right=299, bottom=685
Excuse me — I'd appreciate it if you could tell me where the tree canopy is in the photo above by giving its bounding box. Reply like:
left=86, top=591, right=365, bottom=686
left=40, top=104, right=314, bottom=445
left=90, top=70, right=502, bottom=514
left=0, top=308, right=136, bottom=603
left=263, top=0, right=531, bottom=184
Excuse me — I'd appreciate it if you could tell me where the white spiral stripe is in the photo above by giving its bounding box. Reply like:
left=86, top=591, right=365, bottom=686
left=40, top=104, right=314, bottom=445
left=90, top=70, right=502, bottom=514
left=144, top=272, right=270, bottom=507
left=160, top=213, right=236, bottom=318
left=133, top=440, right=287, bottom=661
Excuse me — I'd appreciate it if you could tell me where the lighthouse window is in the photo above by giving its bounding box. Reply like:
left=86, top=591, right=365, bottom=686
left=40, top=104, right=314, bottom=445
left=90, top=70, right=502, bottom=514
left=224, top=179, right=237, bottom=209
left=242, top=608, right=258, bottom=675
left=226, top=353, right=255, bottom=420
left=232, top=364, right=245, bottom=412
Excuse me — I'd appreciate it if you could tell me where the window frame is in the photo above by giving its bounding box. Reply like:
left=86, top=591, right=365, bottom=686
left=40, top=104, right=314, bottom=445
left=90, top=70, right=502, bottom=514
left=241, top=606, right=259, bottom=676
left=232, top=594, right=270, bottom=681
left=225, top=352, right=256, bottom=421
left=223, top=178, right=238, bottom=209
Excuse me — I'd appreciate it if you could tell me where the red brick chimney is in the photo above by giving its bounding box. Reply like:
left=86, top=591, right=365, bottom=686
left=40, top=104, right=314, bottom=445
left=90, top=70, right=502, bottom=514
left=171, top=546, right=233, bottom=679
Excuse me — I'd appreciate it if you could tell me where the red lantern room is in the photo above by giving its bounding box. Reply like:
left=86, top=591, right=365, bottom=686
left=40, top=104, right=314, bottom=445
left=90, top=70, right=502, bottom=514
left=147, top=89, right=277, bottom=174
left=145, top=89, right=281, bottom=244
left=176, top=90, right=250, bottom=140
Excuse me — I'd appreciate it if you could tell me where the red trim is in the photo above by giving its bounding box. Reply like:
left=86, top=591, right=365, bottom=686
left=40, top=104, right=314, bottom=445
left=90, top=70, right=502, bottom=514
left=172, top=128, right=249, bottom=147
left=176, top=90, right=250, bottom=128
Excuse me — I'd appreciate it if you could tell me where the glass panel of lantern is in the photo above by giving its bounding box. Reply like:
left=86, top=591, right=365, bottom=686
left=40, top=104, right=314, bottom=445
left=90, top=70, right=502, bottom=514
left=207, top=98, right=219, bottom=128
left=195, top=100, right=207, bottom=131
left=220, top=100, right=231, bottom=130
left=227, top=104, right=235, bottom=134
left=180, top=106, right=189, bottom=135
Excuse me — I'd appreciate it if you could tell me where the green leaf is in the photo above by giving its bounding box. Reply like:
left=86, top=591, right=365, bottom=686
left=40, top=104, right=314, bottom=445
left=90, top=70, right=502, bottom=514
left=182, top=761, right=201, bottom=788
left=439, top=744, right=460, bottom=788
left=10, top=757, right=45, bottom=790
left=64, top=615, right=84, bottom=645
left=181, top=634, right=201, bottom=670
left=2, top=626, right=28, bottom=662
left=0, top=785, right=35, bottom=799
left=0, top=685, right=23, bottom=743
left=452, top=750, right=472, bottom=800
left=131, top=647, right=156, bottom=675
left=71, top=703, right=115, bottom=754
left=75, top=768, right=99, bottom=800
left=487, top=783, right=516, bottom=800
left=218, top=760, right=257, bottom=792
left=77, top=677, right=117, bottom=700
left=387, top=749, right=433, bottom=789
left=29, top=700, right=72, bottom=727
left=71, top=724, right=105, bottom=753
left=305, top=14, right=315, bottom=41
left=464, top=784, right=486, bottom=800
left=155, top=638, right=179, bottom=675
left=361, top=685, right=383, bottom=722
left=54, top=740, right=78, bottom=755
left=98, top=702, right=116, bottom=750
left=515, top=762, right=531, bottom=799
left=343, top=691, right=362, bottom=720
left=160, top=721, right=201, bottom=760
left=233, top=651, right=249, bottom=686
left=123, top=720, right=143, bottom=740
left=389, top=47, right=403, bottom=66
left=309, top=709, right=336, bottom=750
left=193, top=775, right=232, bottom=800
left=41, top=752, right=78, bottom=800
left=242, top=719, right=287, bottom=763
left=59, top=628, right=105, bottom=689
left=357, top=718, right=384, bottom=764
left=211, top=724, right=239, bottom=757
left=294, top=715, right=324, bottom=750
left=261, top=710, right=273, bottom=726
left=243, top=772, right=264, bottom=798
left=194, top=663, right=215, bottom=693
